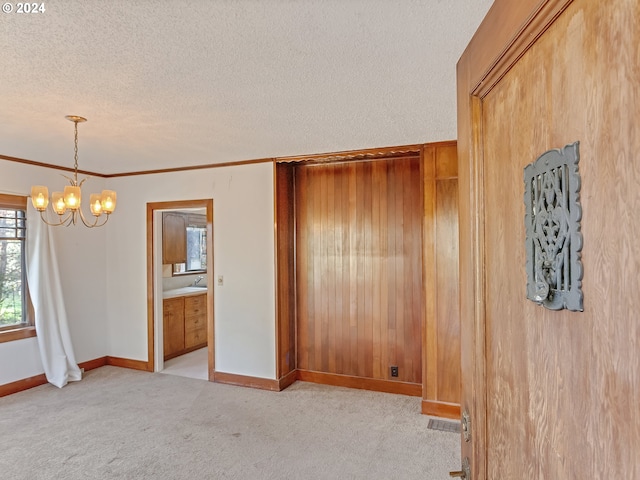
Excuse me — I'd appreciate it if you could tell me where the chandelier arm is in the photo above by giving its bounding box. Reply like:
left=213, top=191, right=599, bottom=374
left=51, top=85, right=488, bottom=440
left=61, top=173, right=75, bottom=185
left=39, top=210, right=73, bottom=227
left=77, top=207, right=109, bottom=228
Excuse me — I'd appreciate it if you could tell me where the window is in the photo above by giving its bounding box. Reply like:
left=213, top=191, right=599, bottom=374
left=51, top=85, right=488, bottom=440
left=0, top=194, right=34, bottom=342
left=185, top=224, right=207, bottom=271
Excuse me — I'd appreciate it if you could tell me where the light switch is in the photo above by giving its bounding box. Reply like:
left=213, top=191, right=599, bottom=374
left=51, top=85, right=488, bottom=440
left=217, top=275, right=224, bottom=286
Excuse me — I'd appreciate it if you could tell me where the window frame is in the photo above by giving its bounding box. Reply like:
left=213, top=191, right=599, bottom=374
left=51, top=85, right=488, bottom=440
left=0, top=193, right=35, bottom=343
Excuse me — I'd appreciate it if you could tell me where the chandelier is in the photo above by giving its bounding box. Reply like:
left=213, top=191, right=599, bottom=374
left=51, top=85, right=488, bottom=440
left=30, top=116, right=116, bottom=228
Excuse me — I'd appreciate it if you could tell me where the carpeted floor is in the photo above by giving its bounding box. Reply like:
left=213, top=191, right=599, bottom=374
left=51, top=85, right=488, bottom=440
left=0, top=366, right=461, bottom=479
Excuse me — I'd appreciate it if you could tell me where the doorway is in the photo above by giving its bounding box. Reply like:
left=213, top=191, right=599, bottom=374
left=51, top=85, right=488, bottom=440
left=146, top=199, right=214, bottom=381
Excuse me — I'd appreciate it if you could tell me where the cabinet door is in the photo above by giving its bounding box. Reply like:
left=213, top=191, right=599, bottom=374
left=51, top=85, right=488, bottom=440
left=163, top=297, right=185, bottom=358
left=162, top=212, right=186, bottom=264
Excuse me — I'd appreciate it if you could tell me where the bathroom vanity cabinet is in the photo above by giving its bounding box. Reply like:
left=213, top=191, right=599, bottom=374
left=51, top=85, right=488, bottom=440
left=163, top=292, right=207, bottom=360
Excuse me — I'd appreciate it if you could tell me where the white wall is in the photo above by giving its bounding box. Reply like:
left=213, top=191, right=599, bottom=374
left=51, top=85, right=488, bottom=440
left=1, top=1, right=496, bottom=388
left=0, top=159, right=108, bottom=385
left=104, top=161, right=276, bottom=379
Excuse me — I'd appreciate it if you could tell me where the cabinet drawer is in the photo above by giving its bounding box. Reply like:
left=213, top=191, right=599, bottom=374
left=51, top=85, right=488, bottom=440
left=185, top=294, right=206, bottom=316
left=185, top=325, right=207, bottom=349
left=185, top=313, right=206, bottom=332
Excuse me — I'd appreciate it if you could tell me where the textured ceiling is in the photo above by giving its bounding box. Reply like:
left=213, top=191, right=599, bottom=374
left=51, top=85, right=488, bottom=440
left=1, top=0, right=493, bottom=175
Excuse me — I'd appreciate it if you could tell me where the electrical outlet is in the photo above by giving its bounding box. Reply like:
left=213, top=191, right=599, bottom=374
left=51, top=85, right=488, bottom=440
left=217, top=275, right=224, bottom=286
left=390, top=366, right=399, bottom=377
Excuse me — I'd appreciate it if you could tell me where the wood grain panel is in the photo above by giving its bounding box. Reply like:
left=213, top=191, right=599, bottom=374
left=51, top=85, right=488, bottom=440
left=434, top=178, right=460, bottom=404
left=295, top=157, right=423, bottom=384
left=459, top=0, right=640, bottom=478
left=275, top=164, right=296, bottom=378
left=422, top=142, right=461, bottom=416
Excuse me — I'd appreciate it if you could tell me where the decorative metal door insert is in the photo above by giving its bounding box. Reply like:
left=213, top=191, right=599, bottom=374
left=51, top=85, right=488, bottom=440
left=524, top=142, right=583, bottom=311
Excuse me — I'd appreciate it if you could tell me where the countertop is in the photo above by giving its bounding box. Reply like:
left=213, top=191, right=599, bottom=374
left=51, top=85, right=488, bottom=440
left=163, top=286, right=208, bottom=299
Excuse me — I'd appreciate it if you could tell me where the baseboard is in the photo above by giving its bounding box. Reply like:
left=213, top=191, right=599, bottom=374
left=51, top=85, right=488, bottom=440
left=106, top=356, right=153, bottom=372
left=0, top=356, right=111, bottom=397
left=277, top=369, right=298, bottom=391
left=80, top=356, right=108, bottom=371
left=296, top=370, right=422, bottom=397
left=213, top=371, right=281, bottom=391
left=421, top=399, right=460, bottom=420
left=0, top=373, right=48, bottom=397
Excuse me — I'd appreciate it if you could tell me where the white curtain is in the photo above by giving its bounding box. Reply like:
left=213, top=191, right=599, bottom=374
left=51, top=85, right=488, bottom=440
left=25, top=203, right=82, bottom=388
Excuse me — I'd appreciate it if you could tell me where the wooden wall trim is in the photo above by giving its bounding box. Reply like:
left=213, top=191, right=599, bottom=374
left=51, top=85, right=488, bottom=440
left=0, top=192, right=27, bottom=208
left=461, top=0, right=573, bottom=97
left=0, top=153, right=273, bottom=178
left=297, top=370, right=422, bottom=397
left=274, top=161, right=297, bottom=380
left=422, top=143, right=460, bottom=410
left=276, top=143, right=440, bottom=165
left=0, top=154, right=105, bottom=177
left=422, top=146, right=438, bottom=402
left=0, top=356, right=108, bottom=397
left=2, top=141, right=457, bottom=177
left=0, top=373, right=47, bottom=397
left=106, top=356, right=153, bottom=372
left=278, top=369, right=298, bottom=391
left=104, top=158, right=274, bottom=178
left=421, top=400, right=461, bottom=420
left=273, top=160, right=280, bottom=378
left=81, top=356, right=109, bottom=371
left=213, top=371, right=281, bottom=392
left=0, top=326, right=36, bottom=344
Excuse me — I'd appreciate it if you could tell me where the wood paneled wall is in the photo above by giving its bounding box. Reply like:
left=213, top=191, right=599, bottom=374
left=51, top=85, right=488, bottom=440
left=295, top=157, right=423, bottom=385
left=275, top=164, right=296, bottom=380
left=422, top=142, right=460, bottom=419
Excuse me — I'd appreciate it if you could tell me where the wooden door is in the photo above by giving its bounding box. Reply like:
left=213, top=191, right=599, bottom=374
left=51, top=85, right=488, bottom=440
left=457, top=0, right=640, bottom=478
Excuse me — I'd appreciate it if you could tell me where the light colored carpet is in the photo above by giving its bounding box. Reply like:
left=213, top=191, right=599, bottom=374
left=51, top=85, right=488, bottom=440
left=0, top=366, right=461, bottom=479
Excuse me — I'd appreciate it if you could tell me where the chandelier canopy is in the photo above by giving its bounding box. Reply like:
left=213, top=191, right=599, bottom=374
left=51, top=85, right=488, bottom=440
left=31, top=115, right=116, bottom=228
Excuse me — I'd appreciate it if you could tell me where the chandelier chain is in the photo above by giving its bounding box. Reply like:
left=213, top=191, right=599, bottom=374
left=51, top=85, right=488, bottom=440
left=73, top=120, right=79, bottom=179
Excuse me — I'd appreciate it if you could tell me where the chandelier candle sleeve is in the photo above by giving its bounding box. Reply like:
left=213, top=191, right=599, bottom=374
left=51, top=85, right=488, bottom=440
left=101, top=190, right=116, bottom=214
left=31, top=186, right=49, bottom=210
left=63, top=186, right=81, bottom=210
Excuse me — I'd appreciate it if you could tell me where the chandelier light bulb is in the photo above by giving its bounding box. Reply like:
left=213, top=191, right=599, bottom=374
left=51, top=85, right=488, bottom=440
left=89, top=194, right=103, bottom=216
left=52, top=192, right=67, bottom=215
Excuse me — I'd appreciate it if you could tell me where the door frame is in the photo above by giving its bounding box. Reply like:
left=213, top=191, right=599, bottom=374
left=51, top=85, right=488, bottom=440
left=456, top=0, right=573, bottom=478
left=146, top=199, right=215, bottom=380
